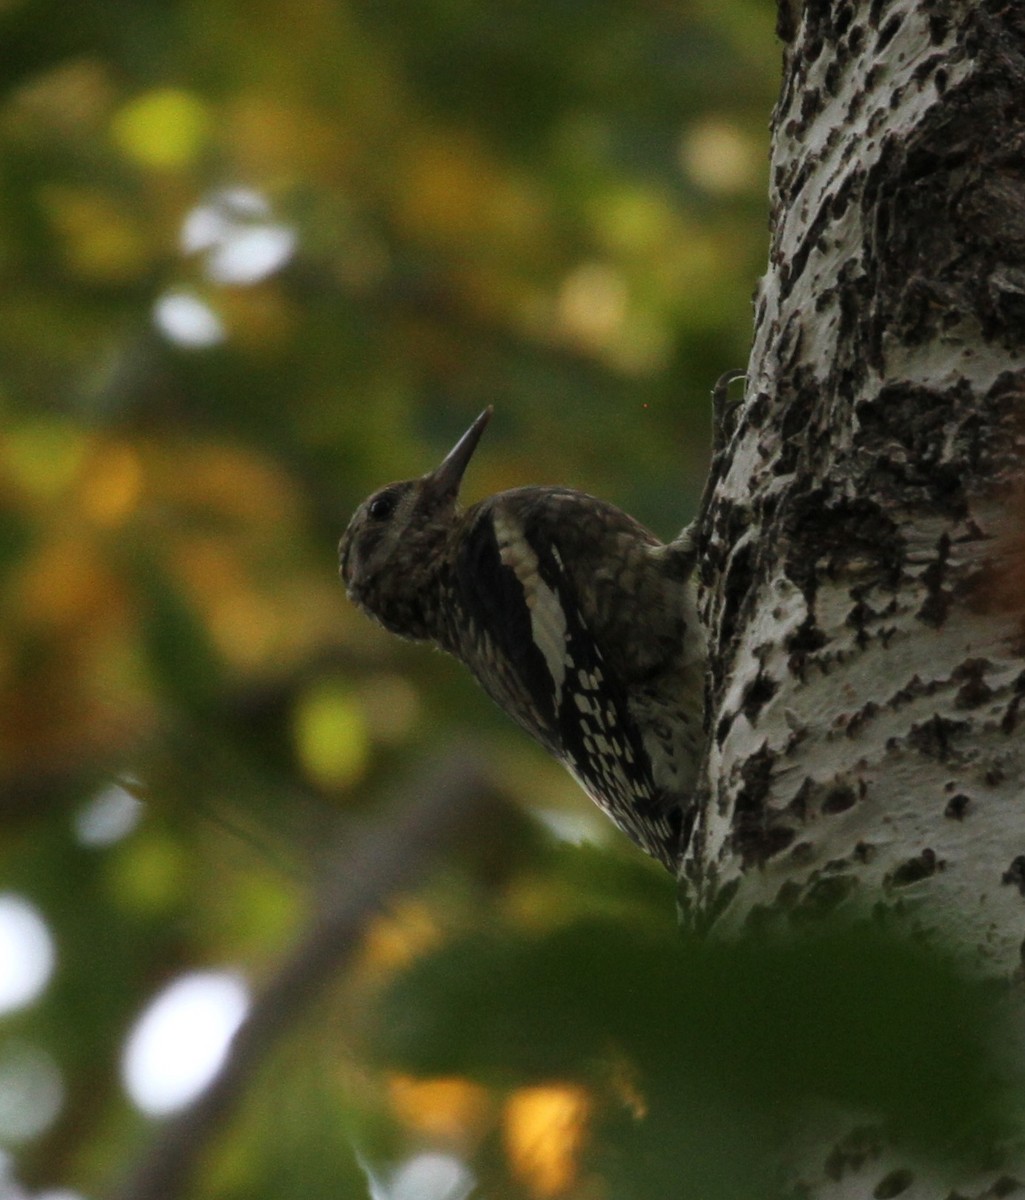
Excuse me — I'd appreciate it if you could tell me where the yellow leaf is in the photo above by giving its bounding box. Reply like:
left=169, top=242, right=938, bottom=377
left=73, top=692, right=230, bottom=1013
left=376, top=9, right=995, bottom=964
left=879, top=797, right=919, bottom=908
left=111, top=87, right=210, bottom=169
left=292, top=679, right=369, bottom=789
left=3, top=419, right=87, bottom=503
left=42, top=186, right=152, bottom=282
left=106, top=832, right=188, bottom=914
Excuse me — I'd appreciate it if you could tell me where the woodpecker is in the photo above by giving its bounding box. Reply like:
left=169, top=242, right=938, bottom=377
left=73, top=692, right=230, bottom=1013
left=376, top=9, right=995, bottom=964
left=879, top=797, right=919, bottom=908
left=338, top=408, right=710, bottom=870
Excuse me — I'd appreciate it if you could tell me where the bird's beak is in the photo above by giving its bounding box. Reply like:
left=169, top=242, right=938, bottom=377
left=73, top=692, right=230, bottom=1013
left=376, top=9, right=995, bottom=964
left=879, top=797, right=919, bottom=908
left=424, top=406, right=493, bottom=500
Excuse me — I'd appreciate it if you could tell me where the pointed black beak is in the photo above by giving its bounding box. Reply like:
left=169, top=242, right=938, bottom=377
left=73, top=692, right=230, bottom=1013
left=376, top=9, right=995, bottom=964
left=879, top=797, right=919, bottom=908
left=424, top=406, right=493, bottom=500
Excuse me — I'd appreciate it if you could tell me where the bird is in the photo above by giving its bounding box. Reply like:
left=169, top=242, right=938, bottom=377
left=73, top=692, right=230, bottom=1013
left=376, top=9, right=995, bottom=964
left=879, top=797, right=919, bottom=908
left=338, top=407, right=709, bottom=870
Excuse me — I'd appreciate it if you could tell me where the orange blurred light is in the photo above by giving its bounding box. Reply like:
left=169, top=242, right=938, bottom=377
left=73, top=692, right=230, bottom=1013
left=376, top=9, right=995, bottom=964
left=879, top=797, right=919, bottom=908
left=358, top=902, right=441, bottom=976
left=227, top=94, right=345, bottom=180
left=158, top=442, right=300, bottom=526
left=504, top=1083, right=592, bottom=1198
left=79, top=443, right=143, bottom=526
left=399, top=131, right=510, bottom=246
left=388, top=1075, right=492, bottom=1145
left=207, top=590, right=280, bottom=670
left=16, top=536, right=124, bottom=634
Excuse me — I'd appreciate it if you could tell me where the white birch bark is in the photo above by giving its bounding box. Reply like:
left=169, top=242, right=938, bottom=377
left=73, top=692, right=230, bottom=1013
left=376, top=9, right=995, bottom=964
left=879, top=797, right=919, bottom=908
left=683, top=3, right=1025, bottom=1195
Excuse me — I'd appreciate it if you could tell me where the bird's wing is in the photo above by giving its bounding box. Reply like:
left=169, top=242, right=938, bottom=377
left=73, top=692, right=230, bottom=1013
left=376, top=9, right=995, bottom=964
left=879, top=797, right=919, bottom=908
left=455, top=492, right=669, bottom=843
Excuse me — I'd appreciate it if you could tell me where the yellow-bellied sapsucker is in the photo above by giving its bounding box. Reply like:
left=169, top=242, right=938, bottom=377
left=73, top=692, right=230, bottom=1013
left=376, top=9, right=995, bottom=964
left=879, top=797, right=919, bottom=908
left=339, top=407, right=709, bottom=870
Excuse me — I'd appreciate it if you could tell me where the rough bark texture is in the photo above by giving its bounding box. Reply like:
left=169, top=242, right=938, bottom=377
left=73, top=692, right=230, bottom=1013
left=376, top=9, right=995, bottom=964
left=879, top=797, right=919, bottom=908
left=683, top=2, right=1025, bottom=1196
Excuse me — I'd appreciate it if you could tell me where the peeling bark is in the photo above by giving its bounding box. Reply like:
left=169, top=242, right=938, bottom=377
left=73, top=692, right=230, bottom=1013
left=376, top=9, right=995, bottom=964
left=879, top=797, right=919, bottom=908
left=684, top=3, right=1025, bottom=1196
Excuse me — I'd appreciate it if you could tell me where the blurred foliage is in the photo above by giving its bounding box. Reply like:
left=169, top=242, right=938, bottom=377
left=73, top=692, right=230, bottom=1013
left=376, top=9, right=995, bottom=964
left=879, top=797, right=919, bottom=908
left=373, top=889, right=1016, bottom=1199
left=0, top=0, right=946, bottom=1195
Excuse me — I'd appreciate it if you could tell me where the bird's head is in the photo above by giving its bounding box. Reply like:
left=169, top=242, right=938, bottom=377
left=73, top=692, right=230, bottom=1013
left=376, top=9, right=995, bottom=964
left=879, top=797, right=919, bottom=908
left=339, top=406, right=492, bottom=639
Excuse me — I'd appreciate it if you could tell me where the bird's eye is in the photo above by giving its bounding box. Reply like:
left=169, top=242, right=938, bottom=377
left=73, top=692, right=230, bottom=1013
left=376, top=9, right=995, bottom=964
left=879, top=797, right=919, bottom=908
left=368, top=493, right=397, bottom=521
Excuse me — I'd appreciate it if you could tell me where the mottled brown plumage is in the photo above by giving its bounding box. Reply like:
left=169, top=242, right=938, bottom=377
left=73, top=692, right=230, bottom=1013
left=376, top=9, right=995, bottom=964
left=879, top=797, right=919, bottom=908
left=339, top=408, right=706, bottom=869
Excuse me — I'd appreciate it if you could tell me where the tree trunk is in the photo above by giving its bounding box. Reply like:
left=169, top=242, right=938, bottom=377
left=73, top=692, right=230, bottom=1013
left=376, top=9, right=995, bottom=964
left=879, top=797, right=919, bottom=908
left=683, top=2, right=1025, bottom=1195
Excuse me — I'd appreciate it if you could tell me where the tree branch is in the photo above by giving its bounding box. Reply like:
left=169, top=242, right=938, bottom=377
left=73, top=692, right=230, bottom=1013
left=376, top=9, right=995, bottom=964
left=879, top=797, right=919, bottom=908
left=109, top=746, right=505, bottom=1200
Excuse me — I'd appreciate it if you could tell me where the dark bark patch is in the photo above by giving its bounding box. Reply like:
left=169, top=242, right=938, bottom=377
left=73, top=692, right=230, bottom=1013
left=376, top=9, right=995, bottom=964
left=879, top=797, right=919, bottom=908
left=700, top=876, right=740, bottom=932
left=785, top=491, right=904, bottom=591
left=887, top=674, right=929, bottom=708
left=859, top=45, right=1025, bottom=357
left=741, top=671, right=778, bottom=724
left=823, top=855, right=853, bottom=873
left=886, top=848, right=941, bottom=888
left=786, top=615, right=828, bottom=678
left=875, top=14, right=902, bottom=51
left=744, top=385, right=772, bottom=430
left=822, top=782, right=860, bottom=813
left=1001, top=855, right=1025, bottom=897
left=786, top=778, right=812, bottom=821
left=903, top=713, right=970, bottom=760
left=800, top=87, right=825, bottom=124
left=789, top=841, right=816, bottom=865
left=910, top=52, right=948, bottom=89
left=952, top=656, right=994, bottom=708
left=795, top=871, right=858, bottom=917
left=846, top=597, right=873, bottom=648
left=846, top=700, right=879, bottom=737
left=731, top=744, right=796, bottom=867
left=927, top=14, right=949, bottom=45
left=1000, top=670, right=1025, bottom=734
left=944, top=792, right=971, bottom=820
left=824, top=1124, right=884, bottom=1183
left=776, top=878, right=804, bottom=908
left=824, top=60, right=841, bottom=97
left=741, top=824, right=795, bottom=865
left=847, top=22, right=865, bottom=55
left=984, top=760, right=1007, bottom=787
left=856, top=385, right=977, bottom=519
left=844, top=78, right=867, bottom=125
left=787, top=773, right=866, bottom=821
left=866, top=0, right=888, bottom=27
left=718, top=541, right=756, bottom=660
left=873, top=1168, right=914, bottom=1199
left=990, top=1177, right=1024, bottom=1198
left=918, top=533, right=952, bottom=626
left=777, top=385, right=818, bottom=475
left=830, top=172, right=859, bottom=221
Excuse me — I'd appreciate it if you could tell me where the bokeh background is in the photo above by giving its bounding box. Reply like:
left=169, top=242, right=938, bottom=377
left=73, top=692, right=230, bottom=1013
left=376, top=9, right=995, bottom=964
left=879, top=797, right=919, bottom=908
left=0, top=1, right=782, bottom=1196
